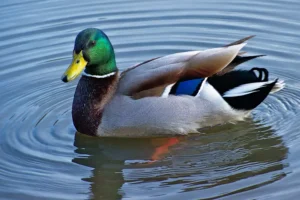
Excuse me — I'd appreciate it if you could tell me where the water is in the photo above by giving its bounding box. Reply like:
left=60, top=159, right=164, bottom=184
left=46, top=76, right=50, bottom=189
left=0, top=0, right=300, bottom=199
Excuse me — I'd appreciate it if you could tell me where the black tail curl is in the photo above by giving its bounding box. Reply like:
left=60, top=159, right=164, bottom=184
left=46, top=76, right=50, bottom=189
left=208, top=68, right=276, bottom=110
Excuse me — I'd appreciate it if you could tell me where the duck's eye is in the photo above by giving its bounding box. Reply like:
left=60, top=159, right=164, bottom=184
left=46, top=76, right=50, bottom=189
left=91, top=40, right=96, bottom=46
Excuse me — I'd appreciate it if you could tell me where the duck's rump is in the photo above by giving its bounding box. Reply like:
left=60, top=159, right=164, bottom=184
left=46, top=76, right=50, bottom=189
left=208, top=68, right=283, bottom=110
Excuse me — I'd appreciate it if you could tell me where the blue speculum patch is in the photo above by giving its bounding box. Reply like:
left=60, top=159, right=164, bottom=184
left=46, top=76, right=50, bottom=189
left=170, top=78, right=205, bottom=96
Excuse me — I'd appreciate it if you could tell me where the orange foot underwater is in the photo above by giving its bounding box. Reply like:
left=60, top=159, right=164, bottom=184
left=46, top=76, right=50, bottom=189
left=150, top=137, right=181, bottom=161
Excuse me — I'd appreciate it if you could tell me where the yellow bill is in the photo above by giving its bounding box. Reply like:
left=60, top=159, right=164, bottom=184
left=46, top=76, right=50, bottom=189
left=61, top=51, right=88, bottom=82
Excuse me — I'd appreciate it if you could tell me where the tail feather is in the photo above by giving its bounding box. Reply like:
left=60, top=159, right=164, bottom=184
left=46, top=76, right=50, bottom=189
left=235, top=55, right=266, bottom=66
left=218, top=55, right=265, bottom=75
left=223, top=80, right=277, bottom=98
left=224, top=35, right=256, bottom=47
left=208, top=67, right=284, bottom=111
left=238, top=51, right=247, bottom=56
left=223, top=80, right=277, bottom=110
left=271, top=80, right=285, bottom=94
left=217, top=35, right=263, bottom=75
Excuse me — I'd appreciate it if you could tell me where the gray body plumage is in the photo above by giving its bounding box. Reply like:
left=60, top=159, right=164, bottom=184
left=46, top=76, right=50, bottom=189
left=95, top=44, right=249, bottom=137
left=98, top=82, right=246, bottom=137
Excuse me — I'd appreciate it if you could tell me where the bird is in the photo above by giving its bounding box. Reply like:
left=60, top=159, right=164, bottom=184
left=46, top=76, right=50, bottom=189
left=61, top=28, right=284, bottom=137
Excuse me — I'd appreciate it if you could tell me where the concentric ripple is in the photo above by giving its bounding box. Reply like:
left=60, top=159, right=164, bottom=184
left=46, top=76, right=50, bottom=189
left=0, top=0, right=300, bottom=199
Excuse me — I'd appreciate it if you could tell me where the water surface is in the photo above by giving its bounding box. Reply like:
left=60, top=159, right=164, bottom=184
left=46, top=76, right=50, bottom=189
left=0, top=0, right=300, bottom=199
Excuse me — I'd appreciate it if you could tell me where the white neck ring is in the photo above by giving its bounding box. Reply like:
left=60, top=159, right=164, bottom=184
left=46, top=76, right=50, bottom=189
left=82, top=71, right=116, bottom=78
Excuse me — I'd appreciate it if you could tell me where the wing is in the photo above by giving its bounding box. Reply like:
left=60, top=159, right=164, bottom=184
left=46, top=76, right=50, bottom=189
left=117, top=43, right=246, bottom=98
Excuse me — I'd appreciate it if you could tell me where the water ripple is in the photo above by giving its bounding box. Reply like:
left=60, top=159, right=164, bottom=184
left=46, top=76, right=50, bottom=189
left=0, top=0, right=299, bottom=199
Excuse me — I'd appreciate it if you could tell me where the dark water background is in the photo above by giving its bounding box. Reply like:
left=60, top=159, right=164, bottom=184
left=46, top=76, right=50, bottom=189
left=0, top=0, right=300, bottom=199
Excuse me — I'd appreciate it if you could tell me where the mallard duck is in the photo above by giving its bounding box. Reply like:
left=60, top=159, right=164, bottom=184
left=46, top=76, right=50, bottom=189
left=61, top=28, right=284, bottom=137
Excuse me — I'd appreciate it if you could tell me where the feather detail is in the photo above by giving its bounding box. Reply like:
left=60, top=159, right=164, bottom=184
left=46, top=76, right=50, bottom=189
left=161, top=83, right=175, bottom=98
left=223, top=81, right=277, bottom=97
left=82, top=71, right=117, bottom=78
left=271, top=80, right=285, bottom=93
left=223, top=80, right=277, bottom=110
left=208, top=67, right=284, bottom=111
left=169, top=78, right=206, bottom=96
left=120, top=57, right=161, bottom=78
left=224, top=35, right=255, bottom=47
left=118, top=43, right=246, bottom=97
left=217, top=55, right=265, bottom=75
left=216, top=35, right=261, bottom=75
left=208, top=68, right=269, bottom=96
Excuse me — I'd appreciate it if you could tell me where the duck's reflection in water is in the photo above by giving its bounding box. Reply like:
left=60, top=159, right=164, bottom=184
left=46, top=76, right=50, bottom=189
left=72, top=120, right=288, bottom=200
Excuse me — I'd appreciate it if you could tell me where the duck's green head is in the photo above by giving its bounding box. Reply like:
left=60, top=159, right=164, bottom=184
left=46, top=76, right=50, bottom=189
left=61, top=28, right=117, bottom=82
